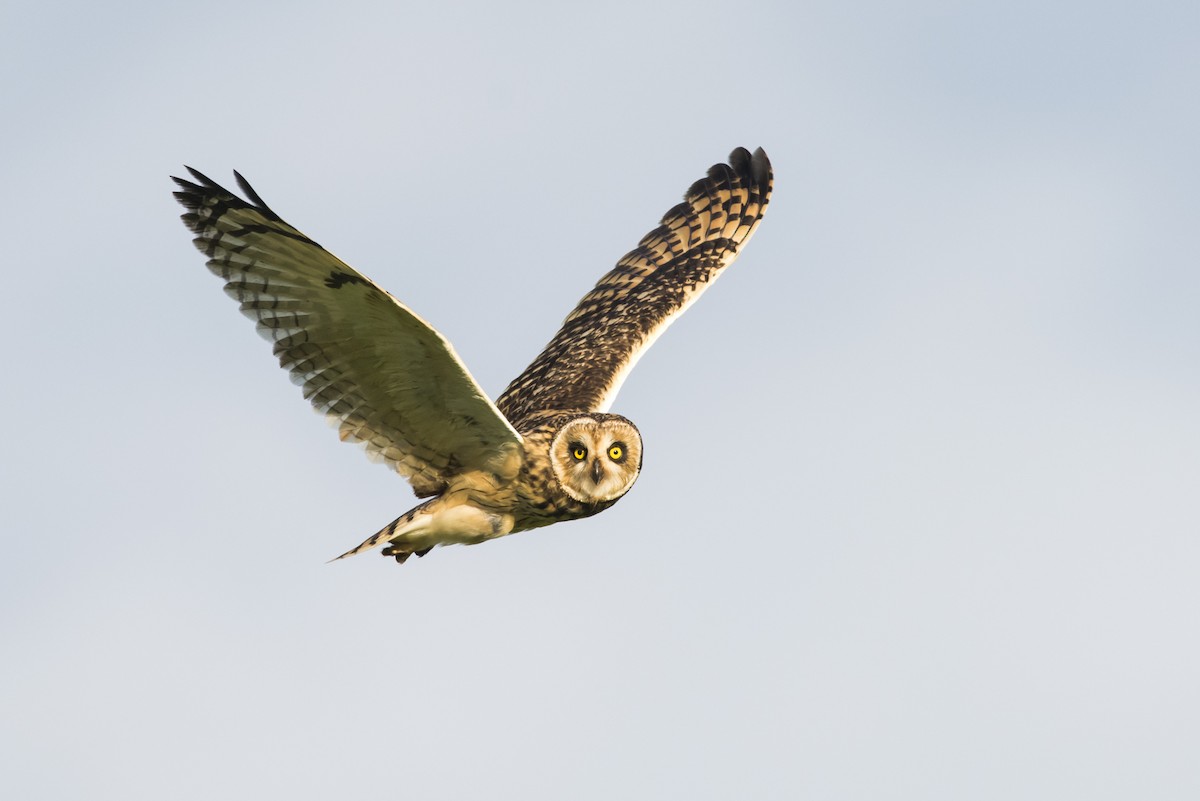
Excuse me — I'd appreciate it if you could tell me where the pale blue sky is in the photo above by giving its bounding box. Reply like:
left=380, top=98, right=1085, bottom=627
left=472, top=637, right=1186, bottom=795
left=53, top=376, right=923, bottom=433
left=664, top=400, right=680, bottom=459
left=3, top=1, right=1198, bottom=799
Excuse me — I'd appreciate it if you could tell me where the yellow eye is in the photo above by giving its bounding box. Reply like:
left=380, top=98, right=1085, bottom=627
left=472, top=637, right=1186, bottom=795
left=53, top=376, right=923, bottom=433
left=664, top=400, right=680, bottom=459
left=572, top=446, right=587, bottom=461
left=608, top=445, right=624, bottom=461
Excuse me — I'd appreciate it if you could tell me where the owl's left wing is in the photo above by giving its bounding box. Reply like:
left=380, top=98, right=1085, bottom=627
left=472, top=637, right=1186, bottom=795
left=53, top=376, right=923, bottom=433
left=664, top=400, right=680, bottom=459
left=173, top=168, right=522, bottom=497
left=496, top=147, right=772, bottom=426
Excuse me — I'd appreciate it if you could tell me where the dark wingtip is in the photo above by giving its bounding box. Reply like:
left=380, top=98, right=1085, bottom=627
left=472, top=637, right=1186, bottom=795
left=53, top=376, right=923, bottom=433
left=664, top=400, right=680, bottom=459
left=184, top=165, right=222, bottom=188
left=749, top=147, right=772, bottom=186
left=234, top=170, right=270, bottom=210
left=171, top=167, right=206, bottom=195
left=171, top=165, right=284, bottom=222
left=727, top=146, right=770, bottom=187
left=728, top=146, right=753, bottom=174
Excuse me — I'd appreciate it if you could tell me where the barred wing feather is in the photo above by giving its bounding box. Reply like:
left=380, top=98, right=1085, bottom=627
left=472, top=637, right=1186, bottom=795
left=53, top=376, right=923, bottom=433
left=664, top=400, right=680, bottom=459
left=496, top=147, right=772, bottom=426
left=173, top=169, right=522, bottom=498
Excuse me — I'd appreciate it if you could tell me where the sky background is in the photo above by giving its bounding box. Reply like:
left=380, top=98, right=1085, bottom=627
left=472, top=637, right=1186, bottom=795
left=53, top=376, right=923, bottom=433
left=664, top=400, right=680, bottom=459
left=2, top=1, right=1198, bottom=798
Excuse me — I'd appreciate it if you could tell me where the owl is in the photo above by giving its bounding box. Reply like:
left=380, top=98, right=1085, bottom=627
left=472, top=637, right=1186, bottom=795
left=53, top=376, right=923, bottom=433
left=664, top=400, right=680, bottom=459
left=173, top=147, right=772, bottom=564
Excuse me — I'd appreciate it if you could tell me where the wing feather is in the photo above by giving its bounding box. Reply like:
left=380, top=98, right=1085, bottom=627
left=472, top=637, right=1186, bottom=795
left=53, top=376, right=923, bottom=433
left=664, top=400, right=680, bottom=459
left=496, top=147, right=772, bottom=425
left=173, top=168, right=522, bottom=497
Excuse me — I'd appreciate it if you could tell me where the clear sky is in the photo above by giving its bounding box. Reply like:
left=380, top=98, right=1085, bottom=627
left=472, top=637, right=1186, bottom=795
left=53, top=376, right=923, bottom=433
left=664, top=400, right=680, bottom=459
left=3, top=1, right=1198, bottom=798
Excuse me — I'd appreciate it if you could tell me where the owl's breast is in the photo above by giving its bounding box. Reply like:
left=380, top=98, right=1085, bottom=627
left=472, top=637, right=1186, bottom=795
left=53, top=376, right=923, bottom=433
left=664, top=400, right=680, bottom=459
left=510, top=475, right=617, bottom=533
left=509, top=451, right=616, bottom=533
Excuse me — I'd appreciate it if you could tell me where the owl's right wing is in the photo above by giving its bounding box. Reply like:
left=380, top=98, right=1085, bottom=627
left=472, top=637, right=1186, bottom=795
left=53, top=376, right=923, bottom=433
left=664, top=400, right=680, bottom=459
left=496, top=147, right=772, bottom=426
left=173, top=169, right=523, bottom=498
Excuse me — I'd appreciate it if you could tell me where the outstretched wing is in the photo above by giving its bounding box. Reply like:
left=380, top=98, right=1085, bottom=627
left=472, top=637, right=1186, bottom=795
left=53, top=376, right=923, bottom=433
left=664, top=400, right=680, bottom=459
left=495, top=147, right=772, bottom=426
left=173, top=169, right=522, bottom=497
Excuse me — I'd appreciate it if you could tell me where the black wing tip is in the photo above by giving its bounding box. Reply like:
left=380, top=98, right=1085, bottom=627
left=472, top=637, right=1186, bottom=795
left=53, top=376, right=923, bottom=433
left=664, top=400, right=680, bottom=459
left=170, top=167, right=211, bottom=203
left=748, top=147, right=772, bottom=189
left=169, top=165, right=281, bottom=220
left=174, top=165, right=224, bottom=191
left=170, top=165, right=234, bottom=201
left=659, top=145, right=773, bottom=228
left=186, top=165, right=212, bottom=182
left=727, top=146, right=771, bottom=188
left=729, top=146, right=753, bottom=172
left=233, top=170, right=271, bottom=209
left=676, top=146, right=768, bottom=211
left=682, top=146, right=773, bottom=204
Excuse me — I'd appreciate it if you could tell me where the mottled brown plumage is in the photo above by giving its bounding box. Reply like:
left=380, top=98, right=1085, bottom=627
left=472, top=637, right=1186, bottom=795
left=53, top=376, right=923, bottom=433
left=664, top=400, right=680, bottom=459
left=497, top=147, right=772, bottom=426
left=172, top=147, right=772, bottom=564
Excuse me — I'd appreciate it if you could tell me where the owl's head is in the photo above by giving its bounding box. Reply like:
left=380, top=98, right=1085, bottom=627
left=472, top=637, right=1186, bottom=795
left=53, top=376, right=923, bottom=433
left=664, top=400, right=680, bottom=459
left=549, top=414, right=642, bottom=504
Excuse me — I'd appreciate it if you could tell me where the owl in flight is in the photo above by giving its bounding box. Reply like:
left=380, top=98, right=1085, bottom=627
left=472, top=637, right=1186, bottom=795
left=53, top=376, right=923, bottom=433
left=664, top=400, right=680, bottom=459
left=173, top=147, right=772, bottom=564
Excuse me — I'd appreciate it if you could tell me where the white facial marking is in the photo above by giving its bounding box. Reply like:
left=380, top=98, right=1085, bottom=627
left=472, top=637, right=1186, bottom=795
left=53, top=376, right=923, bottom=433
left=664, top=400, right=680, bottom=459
left=550, top=416, right=642, bottom=504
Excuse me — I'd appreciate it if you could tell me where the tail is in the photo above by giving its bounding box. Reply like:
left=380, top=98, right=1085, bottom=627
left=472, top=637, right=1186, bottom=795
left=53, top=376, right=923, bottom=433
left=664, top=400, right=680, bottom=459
left=330, top=501, right=436, bottom=563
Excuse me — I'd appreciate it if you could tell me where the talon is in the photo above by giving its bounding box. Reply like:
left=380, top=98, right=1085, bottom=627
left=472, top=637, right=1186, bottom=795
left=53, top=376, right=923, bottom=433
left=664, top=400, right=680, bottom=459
left=382, top=544, right=413, bottom=564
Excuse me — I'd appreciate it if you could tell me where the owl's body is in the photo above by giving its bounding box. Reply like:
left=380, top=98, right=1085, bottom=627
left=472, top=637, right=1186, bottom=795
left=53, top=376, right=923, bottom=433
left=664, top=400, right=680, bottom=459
left=358, top=412, right=638, bottom=562
left=173, top=147, right=771, bottom=564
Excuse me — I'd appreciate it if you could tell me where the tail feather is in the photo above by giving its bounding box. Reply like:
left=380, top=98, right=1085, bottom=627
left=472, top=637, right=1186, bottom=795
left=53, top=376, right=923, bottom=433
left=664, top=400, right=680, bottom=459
left=331, top=502, right=432, bottom=562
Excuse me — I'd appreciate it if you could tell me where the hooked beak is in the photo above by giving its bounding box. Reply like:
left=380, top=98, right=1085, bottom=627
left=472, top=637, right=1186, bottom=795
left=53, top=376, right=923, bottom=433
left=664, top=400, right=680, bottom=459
left=590, top=459, right=604, bottom=484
